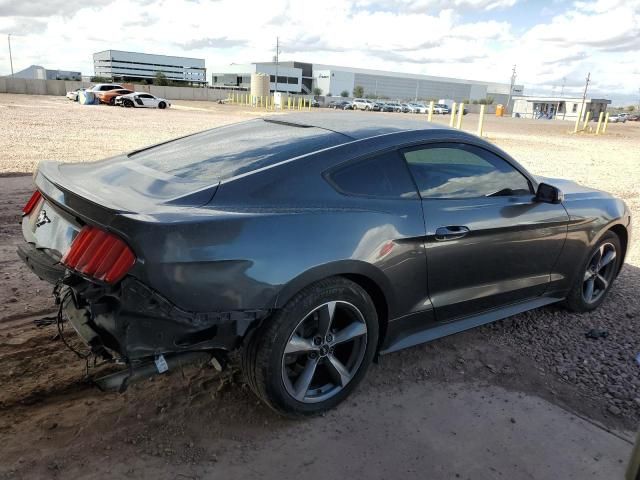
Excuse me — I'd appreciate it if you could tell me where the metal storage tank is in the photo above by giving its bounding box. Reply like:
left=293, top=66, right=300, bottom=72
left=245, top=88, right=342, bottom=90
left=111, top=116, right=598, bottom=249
left=251, top=73, right=270, bottom=98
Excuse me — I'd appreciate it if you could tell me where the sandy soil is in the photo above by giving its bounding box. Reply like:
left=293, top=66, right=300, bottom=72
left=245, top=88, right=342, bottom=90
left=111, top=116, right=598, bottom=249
left=1, top=94, right=638, bottom=479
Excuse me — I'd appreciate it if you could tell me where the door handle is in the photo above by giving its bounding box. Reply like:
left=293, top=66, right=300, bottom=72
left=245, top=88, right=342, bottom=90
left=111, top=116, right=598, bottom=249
left=435, top=226, right=470, bottom=241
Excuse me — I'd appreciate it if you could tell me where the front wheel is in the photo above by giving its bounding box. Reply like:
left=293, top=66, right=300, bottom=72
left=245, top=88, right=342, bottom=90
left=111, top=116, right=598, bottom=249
left=242, top=277, right=378, bottom=417
left=564, top=231, right=622, bottom=312
left=158, top=101, right=166, bottom=109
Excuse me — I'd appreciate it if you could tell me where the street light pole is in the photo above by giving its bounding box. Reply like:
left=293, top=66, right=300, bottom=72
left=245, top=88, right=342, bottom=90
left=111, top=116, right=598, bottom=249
left=274, top=36, right=279, bottom=94
left=8, top=34, right=14, bottom=76
left=506, top=64, right=516, bottom=114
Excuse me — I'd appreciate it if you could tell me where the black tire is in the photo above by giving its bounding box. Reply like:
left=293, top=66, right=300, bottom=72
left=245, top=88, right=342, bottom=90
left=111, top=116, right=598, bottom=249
left=123, top=99, right=133, bottom=108
left=242, top=277, right=378, bottom=417
left=109, top=97, right=116, bottom=106
left=564, top=231, right=622, bottom=312
left=158, top=101, right=166, bottom=109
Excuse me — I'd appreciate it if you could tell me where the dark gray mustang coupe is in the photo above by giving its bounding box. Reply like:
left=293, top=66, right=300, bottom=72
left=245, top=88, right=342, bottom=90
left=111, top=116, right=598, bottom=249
left=19, top=113, right=631, bottom=416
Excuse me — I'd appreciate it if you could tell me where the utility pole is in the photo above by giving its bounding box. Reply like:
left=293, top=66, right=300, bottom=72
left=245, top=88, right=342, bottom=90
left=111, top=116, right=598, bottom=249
left=506, top=64, right=516, bottom=114
left=560, top=77, right=566, bottom=97
left=8, top=34, right=14, bottom=77
left=580, top=72, right=591, bottom=122
left=415, top=80, right=419, bottom=102
left=274, top=36, right=279, bottom=94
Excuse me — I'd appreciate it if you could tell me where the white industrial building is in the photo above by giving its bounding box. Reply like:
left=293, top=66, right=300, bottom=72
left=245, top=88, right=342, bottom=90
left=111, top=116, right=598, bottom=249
left=211, top=63, right=303, bottom=93
left=210, top=60, right=523, bottom=104
left=93, top=50, right=206, bottom=85
left=511, top=96, right=611, bottom=121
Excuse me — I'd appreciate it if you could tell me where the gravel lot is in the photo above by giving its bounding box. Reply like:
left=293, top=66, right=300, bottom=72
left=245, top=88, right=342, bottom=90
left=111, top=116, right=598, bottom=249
left=0, top=93, right=638, bottom=478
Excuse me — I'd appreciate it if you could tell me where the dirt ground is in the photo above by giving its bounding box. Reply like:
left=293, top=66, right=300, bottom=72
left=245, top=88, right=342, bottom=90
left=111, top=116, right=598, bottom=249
left=1, top=94, right=638, bottom=479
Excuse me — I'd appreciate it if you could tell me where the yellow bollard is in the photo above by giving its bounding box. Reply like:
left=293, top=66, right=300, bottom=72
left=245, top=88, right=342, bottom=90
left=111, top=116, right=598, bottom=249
left=308, top=98, right=311, bottom=111
left=456, top=103, right=465, bottom=129
left=428, top=100, right=434, bottom=122
left=583, top=111, right=591, bottom=131
left=288, top=97, right=291, bottom=110
left=449, top=102, right=457, bottom=127
left=574, top=104, right=584, bottom=133
left=602, top=112, right=610, bottom=134
left=477, top=104, right=486, bottom=137
left=595, top=111, right=604, bottom=134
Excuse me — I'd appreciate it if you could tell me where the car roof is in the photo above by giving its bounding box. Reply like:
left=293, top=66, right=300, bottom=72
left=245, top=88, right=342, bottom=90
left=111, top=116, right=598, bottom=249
left=263, top=112, right=446, bottom=140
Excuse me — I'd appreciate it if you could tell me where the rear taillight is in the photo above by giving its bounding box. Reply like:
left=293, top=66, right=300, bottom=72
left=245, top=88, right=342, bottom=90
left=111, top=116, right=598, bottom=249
left=22, top=190, right=42, bottom=216
left=61, top=226, right=135, bottom=284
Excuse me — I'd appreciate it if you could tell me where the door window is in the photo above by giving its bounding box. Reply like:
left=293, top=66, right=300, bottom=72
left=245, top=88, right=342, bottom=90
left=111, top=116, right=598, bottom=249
left=402, top=143, right=532, bottom=199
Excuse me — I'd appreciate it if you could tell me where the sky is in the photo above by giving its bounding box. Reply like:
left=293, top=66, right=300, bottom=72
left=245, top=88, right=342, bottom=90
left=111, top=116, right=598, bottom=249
left=0, top=0, right=638, bottom=105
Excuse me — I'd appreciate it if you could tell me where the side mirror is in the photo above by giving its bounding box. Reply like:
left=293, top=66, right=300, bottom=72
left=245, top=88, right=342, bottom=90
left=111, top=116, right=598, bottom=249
left=536, top=182, right=564, bottom=204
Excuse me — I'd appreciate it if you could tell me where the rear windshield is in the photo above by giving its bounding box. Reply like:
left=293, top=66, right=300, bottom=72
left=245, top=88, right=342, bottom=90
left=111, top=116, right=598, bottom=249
left=126, top=119, right=348, bottom=183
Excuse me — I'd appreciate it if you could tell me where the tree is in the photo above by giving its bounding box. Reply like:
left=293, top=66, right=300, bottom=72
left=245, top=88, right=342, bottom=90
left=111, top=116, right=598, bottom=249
left=312, top=87, right=323, bottom=96
left=353, top=85, right=364, bottom=97
left=327, top=92, right=332, bottom=97
left=626, top=105, right=636, bottom=112
left=340, top=90, right=349, bottom=97
left=90, top=76, right=111, bottom=82
left=154, top=72, right=169, bottom=86
left=486, top=96, right=495, bottom=105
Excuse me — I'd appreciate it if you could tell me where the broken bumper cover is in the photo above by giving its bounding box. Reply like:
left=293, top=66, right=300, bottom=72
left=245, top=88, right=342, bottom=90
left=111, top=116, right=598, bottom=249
left=18, top=242, right=270, bottom=362
left=62, top=277, right=271, bottom=361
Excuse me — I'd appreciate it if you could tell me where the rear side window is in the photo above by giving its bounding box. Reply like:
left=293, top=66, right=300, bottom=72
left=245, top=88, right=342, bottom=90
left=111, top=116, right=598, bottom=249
left=328, top=151, right=418, bottom=199
left=125, top=119, right=349, bottom=183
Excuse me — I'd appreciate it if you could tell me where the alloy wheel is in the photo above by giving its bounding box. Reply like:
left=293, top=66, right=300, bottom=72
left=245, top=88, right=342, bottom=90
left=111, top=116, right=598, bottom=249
left=281, top=301, right=368, bottom=403
left=582, top=242, right=617, bottom=304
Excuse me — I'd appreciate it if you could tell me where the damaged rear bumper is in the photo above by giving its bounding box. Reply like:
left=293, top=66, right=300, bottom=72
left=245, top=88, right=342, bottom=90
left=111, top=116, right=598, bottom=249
left=61, top=276, right=270, bottom=362
left=18, top=242, right=270, bottom=362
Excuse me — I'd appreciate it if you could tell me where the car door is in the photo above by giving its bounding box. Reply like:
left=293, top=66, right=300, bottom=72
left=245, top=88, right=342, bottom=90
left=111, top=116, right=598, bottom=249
left=138, top=94, right=158, bottom=108
left=401, top=142, right=568, bottom=322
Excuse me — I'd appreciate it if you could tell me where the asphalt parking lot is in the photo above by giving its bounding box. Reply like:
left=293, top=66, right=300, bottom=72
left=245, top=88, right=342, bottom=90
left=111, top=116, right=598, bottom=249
left=0, top=94, right=638, bottom=479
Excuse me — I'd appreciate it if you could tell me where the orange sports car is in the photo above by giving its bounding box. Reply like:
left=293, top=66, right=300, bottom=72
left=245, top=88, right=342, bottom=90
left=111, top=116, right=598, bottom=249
left=96, top=88, right=133, bottom=105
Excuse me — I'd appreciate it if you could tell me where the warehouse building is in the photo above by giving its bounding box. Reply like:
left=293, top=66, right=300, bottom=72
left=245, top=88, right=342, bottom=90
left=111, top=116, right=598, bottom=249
left=210, top=60, right=523, bottom=104
left=211, top=63, right=302, bottom=93
left=511, top=96, right=611, bottom=121
left=93, top=50, right=206, bottom=85
left=12, top=65, right=81, bottom=81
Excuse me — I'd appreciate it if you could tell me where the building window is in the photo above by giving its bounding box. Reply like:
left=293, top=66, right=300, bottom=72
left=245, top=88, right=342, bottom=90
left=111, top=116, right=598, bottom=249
left=287, top=77, right=298, bottom=84
left=269, top=75, right=275, bottom=82
left=572, top=103, right=577, bottom=113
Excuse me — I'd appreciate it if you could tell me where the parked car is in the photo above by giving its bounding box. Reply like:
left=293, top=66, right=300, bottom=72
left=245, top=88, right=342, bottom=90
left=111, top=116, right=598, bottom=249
left=410, top=103, right=429, bottom=114
left=400, top=103, right=415, bottom=113
left=432, top=103, right=451, bottom=114
left=609, top=113, right=627, bottom=123
left=327, top=101, right=352, bottom=110
left=627, top=114, right=640, bottom=121
left=311, top=99, right=320, bottom=108
left=352, top=98, right=379, bottom=111
left=378, top=103, right=396, bottom=112
left=115, top=92, right=171, bottom=109
left=96, top=89, right=133, bottom=105
left=89, top=83, right=125, bottom=93
left=385, top=102, right=403, bottom=112
left=18, top=114, right=630, bottom=416
left=66, top=88, right=86, bottom=101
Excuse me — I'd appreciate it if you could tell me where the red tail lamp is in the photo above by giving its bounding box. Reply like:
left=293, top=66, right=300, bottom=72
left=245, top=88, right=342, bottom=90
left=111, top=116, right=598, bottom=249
left=62, top=226, right=135, bottom=284
left=22, top=190, right=42, bottom=216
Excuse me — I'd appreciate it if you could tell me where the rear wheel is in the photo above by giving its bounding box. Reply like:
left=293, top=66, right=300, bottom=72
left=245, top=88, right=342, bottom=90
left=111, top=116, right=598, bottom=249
left=109, top=97, right=116, bottom=106
left=242, top=277, right=378, bottom=417
left=565, top=231, right=621, bottom=312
